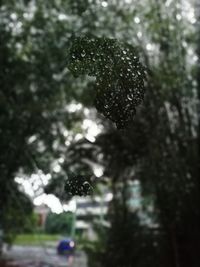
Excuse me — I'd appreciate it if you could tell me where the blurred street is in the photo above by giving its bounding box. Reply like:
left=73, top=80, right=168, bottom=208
left=2, top=245, right=87, bottom=267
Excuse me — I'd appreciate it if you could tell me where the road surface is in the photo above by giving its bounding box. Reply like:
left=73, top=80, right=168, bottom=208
left=2, top=245, right=88, bottom=267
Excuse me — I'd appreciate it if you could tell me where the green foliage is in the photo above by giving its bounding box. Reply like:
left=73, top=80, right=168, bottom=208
left=0, top=0, right=87, bottom=241
left=82, top=223, right=108, bottom=267
left=84, top=240, right=106, bottom=267
left=103, top=214, right=164, bottom=267
left=14, top=234, right=60, bottom=246
left=45, top=212, right=73, bottom=235
left=0, top=183, right=33, bottom=244
left=21, top=213, right=38, bottom=234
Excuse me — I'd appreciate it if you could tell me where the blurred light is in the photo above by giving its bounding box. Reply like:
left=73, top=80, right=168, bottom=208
left=15, top=177, right=34, bottom=197
left=28, top=135, right=37, bottom=144
left=133, top=179, right=140, bottom=186
left=94, top=166, right=103, bottom=177
left=165, top=0, right=172, bottom=7
left=193, top=55, right=198, bottom=62
left=34, top=194, right=63, bottom=214
left=67, top=103, right=82, bottom=112
left=186, top=9, right=196, bottom=24
left=86, top=134, right=95, bottom=142
left=63, top=129, right=69, bottom=137
left=53, top=164, right=61, bottom=173
left=46, top=173, right=51, bottom=180
left=69, top=241, right=75, bottom=247
left=134, top=17, right=140, bottom=24
left=101, top=1, right=108, bottom=7
left=74, top=133, right=83, bottom=141
left=65, top=140, right=70, bottom=146
left=82, top=119, right=94, bottom=129
left=176, top=14, right=182, bottom=21
left=58, top=14, right=68, bottom=21
left=83, top=118, right=102, bottom=143
left=30, top=27, right=37, bottom=35
left=10, top=13, right=17, bottom=20
left=146, top=43, right=153, bottom=51
left=63, top=199, right=77, bottom=212
left=106, top=193, right=113, bottom=201
left=58, top=157, right=64, bottom=164
left=23, top=12, right=34, bottom=21
left=137, top=31, right=142, bottom=38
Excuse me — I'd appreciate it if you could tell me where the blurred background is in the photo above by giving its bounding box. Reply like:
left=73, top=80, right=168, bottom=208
left=0, top=0, right=199, bottom=267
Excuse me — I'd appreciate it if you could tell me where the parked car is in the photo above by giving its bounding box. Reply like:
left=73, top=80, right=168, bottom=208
left=57, top=238, right=75, bottom=255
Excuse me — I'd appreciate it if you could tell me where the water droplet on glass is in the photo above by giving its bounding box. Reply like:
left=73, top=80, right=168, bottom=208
left=127, top=94, right=133, bottom=100
left=81, top=50, right=86, bottom=57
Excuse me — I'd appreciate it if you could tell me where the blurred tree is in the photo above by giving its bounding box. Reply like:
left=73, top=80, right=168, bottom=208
left=65, top=1, right=200, bottom=267
left=0, top=0, right=89, bottom=242
left=45, top=212, right=73, bottom=235
left=21, top=213, right=38, bottom=234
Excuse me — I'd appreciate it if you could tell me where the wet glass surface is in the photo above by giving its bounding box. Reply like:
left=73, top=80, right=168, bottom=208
left=0, top=1, right=200, bottom=267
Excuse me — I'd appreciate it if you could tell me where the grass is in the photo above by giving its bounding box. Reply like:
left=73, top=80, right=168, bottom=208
left=14, top=234, right=61, bottom=246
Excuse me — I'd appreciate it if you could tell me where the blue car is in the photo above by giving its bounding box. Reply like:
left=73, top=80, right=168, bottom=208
left=57, top=238, right=75, bottom=255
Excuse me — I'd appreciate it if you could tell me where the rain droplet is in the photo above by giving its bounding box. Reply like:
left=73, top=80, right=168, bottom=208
left=81, top=50, right=86, bottom=57
left=127, top=94, right=133, bottom=100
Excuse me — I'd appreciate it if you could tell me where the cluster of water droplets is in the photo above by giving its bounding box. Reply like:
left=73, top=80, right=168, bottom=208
left=64, top=174, right=92, bottom=196
left=67, top=36, right=146, bottom=128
